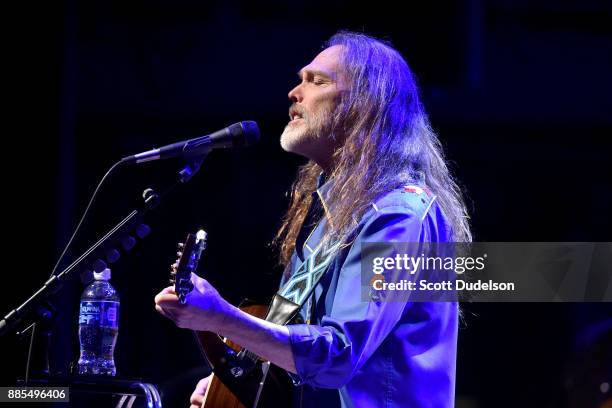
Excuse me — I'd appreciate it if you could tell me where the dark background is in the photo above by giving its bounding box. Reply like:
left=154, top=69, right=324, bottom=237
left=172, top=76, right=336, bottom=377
left=2, top=1, right=611, bottom=407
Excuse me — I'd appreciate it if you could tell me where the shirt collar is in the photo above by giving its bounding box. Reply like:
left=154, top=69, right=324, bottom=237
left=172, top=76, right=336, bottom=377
left=315, top=172, right=333, bottom=221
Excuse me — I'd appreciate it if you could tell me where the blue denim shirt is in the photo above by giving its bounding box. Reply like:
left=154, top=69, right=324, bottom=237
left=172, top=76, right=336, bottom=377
left=282, top=179, right=458, bottom=408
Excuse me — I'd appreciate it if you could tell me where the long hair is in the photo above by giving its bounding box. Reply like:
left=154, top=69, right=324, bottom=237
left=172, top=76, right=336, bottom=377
left=274, top=31, right=472, bottom=267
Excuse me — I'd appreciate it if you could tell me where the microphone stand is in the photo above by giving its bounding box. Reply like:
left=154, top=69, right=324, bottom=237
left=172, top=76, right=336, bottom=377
left=0, top=154, right=208, bottom=383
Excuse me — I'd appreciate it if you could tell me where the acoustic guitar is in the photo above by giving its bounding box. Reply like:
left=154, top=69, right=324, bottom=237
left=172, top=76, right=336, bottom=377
left=169, top=230, right=298, bottom=407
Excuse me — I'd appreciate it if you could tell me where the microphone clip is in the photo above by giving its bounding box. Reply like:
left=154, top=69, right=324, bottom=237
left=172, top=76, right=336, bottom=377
left=178, top=155, right=206, bottom=184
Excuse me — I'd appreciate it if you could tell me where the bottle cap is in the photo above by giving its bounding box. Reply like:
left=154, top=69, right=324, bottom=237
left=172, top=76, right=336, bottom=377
left=93, top=268, right=111, bottom=281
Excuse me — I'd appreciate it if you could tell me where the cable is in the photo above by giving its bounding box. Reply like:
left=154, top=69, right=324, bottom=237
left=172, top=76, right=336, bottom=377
left=49, top=160, right=124, bottom=277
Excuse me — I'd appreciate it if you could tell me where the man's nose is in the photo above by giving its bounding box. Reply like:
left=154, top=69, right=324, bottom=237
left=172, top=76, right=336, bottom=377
left=288, top=83, right=303, bottom=103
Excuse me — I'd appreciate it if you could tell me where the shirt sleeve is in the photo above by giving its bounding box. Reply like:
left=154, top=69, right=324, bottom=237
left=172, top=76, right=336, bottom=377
left=286, top=204, right=431, bottom=388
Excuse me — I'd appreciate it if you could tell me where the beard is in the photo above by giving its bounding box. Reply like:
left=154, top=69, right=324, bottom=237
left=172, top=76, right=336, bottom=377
left=280, top=104, right=336, bottom=155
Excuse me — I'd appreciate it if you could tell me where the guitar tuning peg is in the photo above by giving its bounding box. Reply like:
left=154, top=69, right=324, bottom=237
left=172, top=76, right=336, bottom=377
left=177, top=242, right=184, bottom=249
left=176, top=251, right=183, bottom=258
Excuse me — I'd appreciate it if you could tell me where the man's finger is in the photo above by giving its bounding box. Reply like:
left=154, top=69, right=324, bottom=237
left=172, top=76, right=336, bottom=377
left=155, top=304, right=170, bottom=318
left=155, top=291, right=179, bottom=305
left=190, top=375, right=211, bottom=406
left=154, top=286, right=176, bottom=302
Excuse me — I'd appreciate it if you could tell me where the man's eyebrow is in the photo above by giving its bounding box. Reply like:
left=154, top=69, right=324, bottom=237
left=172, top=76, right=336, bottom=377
left=297, top=69, right=335, bottom=80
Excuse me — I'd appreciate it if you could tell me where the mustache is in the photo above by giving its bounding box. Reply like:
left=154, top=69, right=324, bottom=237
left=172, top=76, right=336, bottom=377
left=288, top=104, right=308, bottom=120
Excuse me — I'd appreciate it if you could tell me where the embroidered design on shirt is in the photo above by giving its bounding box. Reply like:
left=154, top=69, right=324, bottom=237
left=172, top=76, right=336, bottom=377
left=279, top=242, right=341, bottom=306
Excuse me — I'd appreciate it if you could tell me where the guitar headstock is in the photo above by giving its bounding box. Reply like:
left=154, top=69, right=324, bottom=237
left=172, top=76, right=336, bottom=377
left=170, top=229, right=207, bottom=304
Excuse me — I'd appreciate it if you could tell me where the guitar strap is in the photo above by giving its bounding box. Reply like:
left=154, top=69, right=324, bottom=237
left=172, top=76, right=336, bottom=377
left=270, top=242, right=341, bottom=325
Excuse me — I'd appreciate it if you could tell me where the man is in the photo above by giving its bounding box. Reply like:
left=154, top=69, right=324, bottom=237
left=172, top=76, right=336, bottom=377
left=155, top=31, right=471, bottom=407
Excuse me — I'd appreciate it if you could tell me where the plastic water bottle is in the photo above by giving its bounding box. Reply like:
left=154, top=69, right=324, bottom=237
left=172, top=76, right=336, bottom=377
left=77, top=268, right=119, bottom=375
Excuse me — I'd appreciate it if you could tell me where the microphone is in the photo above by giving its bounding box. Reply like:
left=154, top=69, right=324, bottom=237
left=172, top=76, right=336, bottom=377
left=121, top=121, right=260, bottom=164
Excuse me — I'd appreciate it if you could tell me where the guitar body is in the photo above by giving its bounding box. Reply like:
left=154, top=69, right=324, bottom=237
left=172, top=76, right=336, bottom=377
left=199, top=302, right=293, bottom=408
left=171, top=232, right=300, bottom=408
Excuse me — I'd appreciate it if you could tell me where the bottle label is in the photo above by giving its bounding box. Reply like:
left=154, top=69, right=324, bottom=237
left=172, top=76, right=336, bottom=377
left=79, top=301, right=119, bottom=328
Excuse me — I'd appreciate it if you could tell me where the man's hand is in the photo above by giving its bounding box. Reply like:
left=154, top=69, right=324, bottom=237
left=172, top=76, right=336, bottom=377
left=154, top=273, right=230, bottom=332
left=155, top=272, right=298, bottom=375
left=189, top=375, right=212, bottom=408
